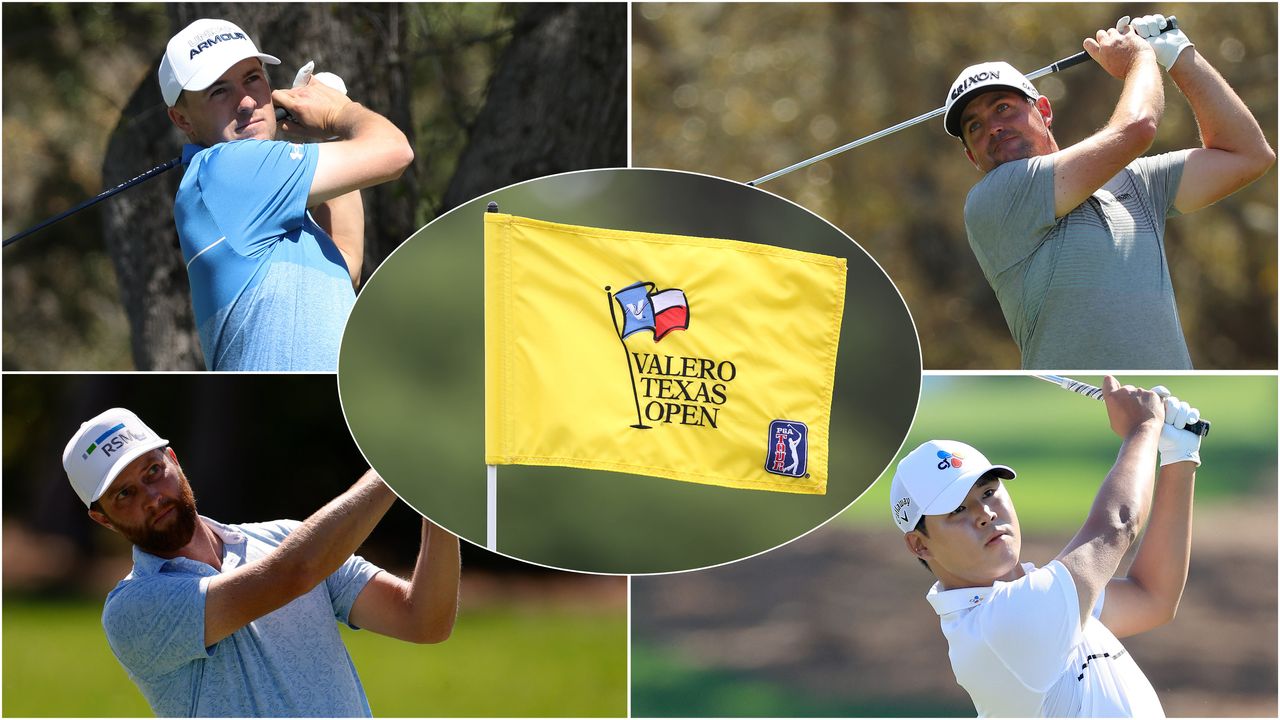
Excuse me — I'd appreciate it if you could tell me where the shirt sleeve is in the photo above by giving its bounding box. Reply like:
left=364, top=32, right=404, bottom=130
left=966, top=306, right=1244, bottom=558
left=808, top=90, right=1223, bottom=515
left=963, top=154, right=1058, bottom=277
left=102, top=573, right=212, bottom=677
left=976, top=560, right=1083, bottom=693
left=193, top=140, right=319, bottom=256
left=326, top=554, right=382, bottom=629
left=1128, top=149, right=1190, bottom=219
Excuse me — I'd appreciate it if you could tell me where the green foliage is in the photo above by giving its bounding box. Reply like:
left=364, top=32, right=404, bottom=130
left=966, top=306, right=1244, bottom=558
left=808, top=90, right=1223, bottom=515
left=2, top=599, right=627, bottom=717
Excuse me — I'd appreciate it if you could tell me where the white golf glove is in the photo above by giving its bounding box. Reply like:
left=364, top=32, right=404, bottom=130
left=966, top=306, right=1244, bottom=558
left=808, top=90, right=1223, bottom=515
left=1151, top=385, right=1202, bottom=467
left=292, top=60, right=349, bottom=95
left=1117, top=14, right=1193, bottom=70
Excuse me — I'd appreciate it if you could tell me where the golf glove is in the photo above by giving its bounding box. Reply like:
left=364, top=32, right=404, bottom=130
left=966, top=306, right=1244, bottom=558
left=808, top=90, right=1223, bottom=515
left=1117, top=14, right=1193, bottom=70
left=1151, top=385, right=1202, bottom=467
left=292, top=60, right=349, bottom=95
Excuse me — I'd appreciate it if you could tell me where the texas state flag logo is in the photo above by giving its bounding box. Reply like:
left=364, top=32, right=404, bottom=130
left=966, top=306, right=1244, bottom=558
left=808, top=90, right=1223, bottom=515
left=612, top=281, right=690, bottom=342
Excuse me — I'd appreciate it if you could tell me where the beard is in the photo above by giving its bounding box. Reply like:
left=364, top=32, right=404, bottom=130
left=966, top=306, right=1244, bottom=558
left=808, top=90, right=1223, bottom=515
left=113, top=473, right=200, bottom=554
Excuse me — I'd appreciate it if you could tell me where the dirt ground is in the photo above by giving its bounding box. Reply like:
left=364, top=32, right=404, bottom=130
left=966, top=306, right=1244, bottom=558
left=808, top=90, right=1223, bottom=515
left=633, top=503, right=1278, bottom=717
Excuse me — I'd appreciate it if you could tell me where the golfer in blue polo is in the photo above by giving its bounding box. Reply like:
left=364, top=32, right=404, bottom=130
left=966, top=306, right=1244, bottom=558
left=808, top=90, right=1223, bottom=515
left=63, top=407, right=460, bottom=716
left=160, top=18, right=413, bottom=370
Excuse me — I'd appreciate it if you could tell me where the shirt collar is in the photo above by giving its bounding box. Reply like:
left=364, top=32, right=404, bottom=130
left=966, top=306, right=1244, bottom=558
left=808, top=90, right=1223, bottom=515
left=181, top=143, right=204, bottom=165
left=925, top=562, right=1037, bottom=616
left=130, top=515, right=244, bottom=575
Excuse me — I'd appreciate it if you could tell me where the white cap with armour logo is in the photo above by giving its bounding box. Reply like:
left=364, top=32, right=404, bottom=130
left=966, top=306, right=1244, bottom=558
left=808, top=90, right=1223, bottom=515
left=943, top=61, right=1041, bottom=138
left=889, top=439, right=1016, bottom=533
left=62, top=408, right=168, bottom=507
left=157, top=18, right=280, bottom=107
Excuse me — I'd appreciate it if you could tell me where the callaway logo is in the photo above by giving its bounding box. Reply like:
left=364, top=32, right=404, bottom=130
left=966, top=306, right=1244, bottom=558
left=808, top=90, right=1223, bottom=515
left=893, top=496, right=913, bottom=525
left=187, top=30, right=248, bottom=60
left=936, top=450, right=964, bottom=470
left=951, top=70, right=1001, bottom=100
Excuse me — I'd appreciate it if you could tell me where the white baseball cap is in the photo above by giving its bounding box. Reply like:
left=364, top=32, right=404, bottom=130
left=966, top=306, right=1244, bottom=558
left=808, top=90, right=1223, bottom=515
left=943, top=61, right=1041, bottom=138
left=158, top=18, right=280, bottom=107
left=62, top=408, right=169, bottom=507
left=889, top=440, right=1016, bottom=533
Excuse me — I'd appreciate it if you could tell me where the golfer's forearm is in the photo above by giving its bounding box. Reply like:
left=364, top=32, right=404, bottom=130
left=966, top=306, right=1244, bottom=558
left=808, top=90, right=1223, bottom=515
left=1106, top=52, right=1164, bottom=150
left=204, top=470, right=396, bottom=645
left=268, top=470, right=396, bottom=588
left=1169, top=48, right=1274, bottom=163
left=331, top=102, right=414, bottom=184
left=1081, top=423, right=1162, bottom=547
left=1123, top=462, right=1195, bottom=622
left=404, top=520, right=461, bottom=643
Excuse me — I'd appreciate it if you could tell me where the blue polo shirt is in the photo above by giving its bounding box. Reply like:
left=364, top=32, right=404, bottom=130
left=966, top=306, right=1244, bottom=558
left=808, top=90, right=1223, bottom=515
left=175, top=140, right=356, bottom=371
left=102, top=517, right=380, bottom=717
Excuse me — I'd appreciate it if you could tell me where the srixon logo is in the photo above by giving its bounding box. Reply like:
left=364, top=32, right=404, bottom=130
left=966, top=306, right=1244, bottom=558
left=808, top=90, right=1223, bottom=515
left=188, top=30, right=248, bottom=60
left=951, top=70, right=1001, bottom=100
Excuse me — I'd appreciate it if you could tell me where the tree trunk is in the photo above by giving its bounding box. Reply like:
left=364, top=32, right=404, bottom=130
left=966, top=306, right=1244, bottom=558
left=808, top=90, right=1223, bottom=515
left=101, top=4, right=415, bottom=369
left=441, top=3, right=627, bottom=211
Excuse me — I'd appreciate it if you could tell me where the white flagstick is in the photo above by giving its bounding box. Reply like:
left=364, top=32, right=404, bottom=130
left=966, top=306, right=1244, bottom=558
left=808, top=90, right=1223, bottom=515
left=486, top=464, right=498, bottom=550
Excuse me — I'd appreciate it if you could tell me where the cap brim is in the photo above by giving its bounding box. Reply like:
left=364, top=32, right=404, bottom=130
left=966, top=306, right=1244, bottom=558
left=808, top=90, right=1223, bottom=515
left=944, top=85, right=1033, bottom=137
left=919, top=464, right=1016, bottom=515
left=88, top=437, right=169, bottom=506
left=182, top=52, right=281, bottom=94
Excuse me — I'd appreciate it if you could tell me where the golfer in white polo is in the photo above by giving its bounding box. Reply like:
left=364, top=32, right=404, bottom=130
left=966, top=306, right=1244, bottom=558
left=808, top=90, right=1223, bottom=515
left=890, top=377, right=1202, bottom=717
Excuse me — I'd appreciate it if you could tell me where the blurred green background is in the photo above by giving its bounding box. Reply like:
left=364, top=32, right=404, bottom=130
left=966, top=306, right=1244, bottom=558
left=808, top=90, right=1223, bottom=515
left=632, top=3, right=1278, bottom=369
left=633, top=374, right=1277, bottom=717
left=339, top=169, right=922, bottom=574
left=2, top=374, right=627, bottom=717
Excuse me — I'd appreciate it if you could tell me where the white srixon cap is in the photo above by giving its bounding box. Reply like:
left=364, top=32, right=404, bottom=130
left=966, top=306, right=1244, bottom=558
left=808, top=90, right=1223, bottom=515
left=158, top=18, right=280, bottom=107
left=943, top=61, right=1041, bottom=137
left=889, top=439, right=1016, bottom=533
left=62, top=408, right=168, bottom=507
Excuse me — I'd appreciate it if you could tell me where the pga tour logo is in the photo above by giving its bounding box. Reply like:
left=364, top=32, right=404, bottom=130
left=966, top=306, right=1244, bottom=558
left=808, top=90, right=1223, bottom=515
left=764, top=420, right=808, bottom=478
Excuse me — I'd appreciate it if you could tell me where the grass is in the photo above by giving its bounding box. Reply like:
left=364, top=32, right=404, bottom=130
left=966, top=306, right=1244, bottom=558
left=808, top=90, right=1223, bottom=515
left=3, top=599, right=627, bottom=717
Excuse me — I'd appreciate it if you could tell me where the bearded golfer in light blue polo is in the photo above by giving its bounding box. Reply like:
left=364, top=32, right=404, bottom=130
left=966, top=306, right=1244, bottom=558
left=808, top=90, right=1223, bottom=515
left=63, top=407, right=460, bottom=716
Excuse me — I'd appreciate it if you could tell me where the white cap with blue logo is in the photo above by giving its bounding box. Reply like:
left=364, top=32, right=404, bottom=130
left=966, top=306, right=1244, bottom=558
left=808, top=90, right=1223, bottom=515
left=62, top=408, right=169, bottom=507
left=890, top=439, right=1016, bottom=533
left=158, top=18, right=281, bottom=107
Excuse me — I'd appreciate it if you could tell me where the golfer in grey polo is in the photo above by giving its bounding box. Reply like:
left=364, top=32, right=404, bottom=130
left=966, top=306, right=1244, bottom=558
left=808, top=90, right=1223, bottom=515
left=946, top=14, right=1273, bottom=369
left=62, top=408, right=461, bottom=717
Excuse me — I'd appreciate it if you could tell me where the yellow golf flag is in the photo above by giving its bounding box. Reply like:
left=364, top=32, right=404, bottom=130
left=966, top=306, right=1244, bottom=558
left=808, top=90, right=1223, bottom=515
left=484, top=212, right=846, bottom=494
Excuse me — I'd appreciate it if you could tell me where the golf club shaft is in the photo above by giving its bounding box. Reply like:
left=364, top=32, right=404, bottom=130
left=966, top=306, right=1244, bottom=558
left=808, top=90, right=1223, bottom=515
left=4, top=107, right=294, bottom=248
left=1033, top=374, right=1210, bottom=436
left=748, top=17, right=1176, bottom=186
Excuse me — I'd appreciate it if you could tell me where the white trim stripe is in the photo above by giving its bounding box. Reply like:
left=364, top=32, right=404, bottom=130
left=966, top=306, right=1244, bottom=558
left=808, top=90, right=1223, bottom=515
left=186, top=236, right=226, bottom=268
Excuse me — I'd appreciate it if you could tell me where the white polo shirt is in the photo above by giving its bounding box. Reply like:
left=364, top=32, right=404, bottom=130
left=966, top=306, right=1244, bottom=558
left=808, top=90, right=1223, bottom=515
left=926, top=560, right=1165, bottom=717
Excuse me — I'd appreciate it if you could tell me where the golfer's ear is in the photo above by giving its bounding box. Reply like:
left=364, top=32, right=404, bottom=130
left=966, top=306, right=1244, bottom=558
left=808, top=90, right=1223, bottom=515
left=167, top=104, right=195, bottom=137
left=88, top=508, right=114, bottom=532
left=964, top=145, right=978, bottom=169
left=1035, top=96, right=1053, bottom=128
left=904, top=531, right=931, bottom=561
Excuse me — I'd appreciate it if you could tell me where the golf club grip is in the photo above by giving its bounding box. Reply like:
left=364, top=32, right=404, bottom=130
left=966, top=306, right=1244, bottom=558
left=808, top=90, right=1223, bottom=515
left=275, top=107, right=292, bottom=122
left=1057, top=378, right=1210, bottom=437
left=1043, top=16, right=1179, bottom=75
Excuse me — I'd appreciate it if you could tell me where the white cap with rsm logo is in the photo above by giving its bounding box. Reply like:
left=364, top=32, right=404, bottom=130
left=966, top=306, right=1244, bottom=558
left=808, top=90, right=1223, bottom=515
left=890, top=439, right=1016, bottom=533
left=62, top=408, right=168, bottom=507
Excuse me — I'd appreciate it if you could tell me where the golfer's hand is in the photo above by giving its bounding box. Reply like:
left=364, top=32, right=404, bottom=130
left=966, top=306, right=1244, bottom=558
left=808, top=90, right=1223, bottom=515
left=1151, top=385, right=1203, bottom=466
left=273, top=77, right=354, bottom=139
left=1119, top=14, right=1193, bottom=71
left=1083, top=21, right=1157, bottom=80
left=1102, top=376, right=1165, bottom=438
